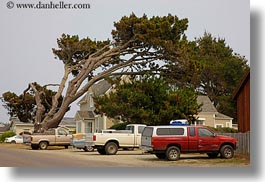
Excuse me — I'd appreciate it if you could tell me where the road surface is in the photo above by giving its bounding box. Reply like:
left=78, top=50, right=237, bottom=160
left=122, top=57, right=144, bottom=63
left=0, top=144, right=249, bottom=167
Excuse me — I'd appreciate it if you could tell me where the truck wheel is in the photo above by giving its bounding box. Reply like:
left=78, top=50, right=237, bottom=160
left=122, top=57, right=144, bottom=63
left=220, top=145, right=234, bottom=159
left=39, top=141, right=48, bottom=150
left=97, top=148, right=106, bottom=155
left=155, top=153, right=166, bottom=159
left=84, top=146, right=94, bottom=152
left=207, top=152, right=219, bottom=158
left=166, top=146, right=180, bottom=161
left=105, top=142, right=118, bottom=155
left=31, top=144, right=39, bottom=150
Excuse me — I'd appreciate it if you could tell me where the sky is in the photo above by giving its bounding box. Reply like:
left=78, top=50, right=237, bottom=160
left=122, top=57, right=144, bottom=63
left=0, top=0, right=250, bottom=123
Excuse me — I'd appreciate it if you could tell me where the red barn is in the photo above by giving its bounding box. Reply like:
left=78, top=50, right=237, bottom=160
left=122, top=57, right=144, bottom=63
left=233, top=69, right=250, bottom=132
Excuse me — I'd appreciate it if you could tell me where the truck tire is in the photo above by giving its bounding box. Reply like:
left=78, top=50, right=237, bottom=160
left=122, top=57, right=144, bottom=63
left=220, top=145, right=234, bottom=159
left=155, top=153, right=166, bottom=159
left=166, top=146, right=180, bottom=161
left=207, top=152, right=219, bottom=158
left=31, top=144, right=39, bottom=150
left=97, top=148, right=106, bottom=155
left=39, top=141, right=48, bottom=150
left=105, top=142, right=118, bottom=155
left=84, top=146, right=94, bottom=152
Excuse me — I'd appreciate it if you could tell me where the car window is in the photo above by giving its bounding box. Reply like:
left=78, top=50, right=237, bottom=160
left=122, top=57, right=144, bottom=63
left=142, top=127, right=153, bottom=137
left=138, top=126, right=145, bottom=134
left=156, top=128, right=184, bottom=136
left=198, top=128, right=214, bottom=137
left=58, top=129, right=67, bottom=135
left=189, top=127, right=195, bottom=136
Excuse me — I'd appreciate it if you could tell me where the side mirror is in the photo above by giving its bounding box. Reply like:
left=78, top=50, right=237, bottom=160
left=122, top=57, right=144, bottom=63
left=213, top=133, right=217, bottom=137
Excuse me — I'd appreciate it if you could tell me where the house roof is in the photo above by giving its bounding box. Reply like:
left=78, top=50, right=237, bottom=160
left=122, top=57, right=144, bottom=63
left=78, top=79, right=113, bottom=104
left=197, top=95, right=217, bottom=113
left=10, top=117, right=75, bottom=127
left=76, top=111, right=95, bottom=120
left=10, top=117, right=33, bottom=126
left=0, top=125, right=9, bottom=133
left=215, top=113, right=233, bottom=120
left=60, top=117, right=75, bottom=126
left=92, top=79, right=113, bottom=96
left=232, top=69, right=250, bottom=100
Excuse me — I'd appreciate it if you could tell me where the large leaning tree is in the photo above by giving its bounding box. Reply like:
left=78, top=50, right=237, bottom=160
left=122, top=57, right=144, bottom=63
left=2, top=13, right=189, bottom=132
left=1, top=83, right=65, bottom=124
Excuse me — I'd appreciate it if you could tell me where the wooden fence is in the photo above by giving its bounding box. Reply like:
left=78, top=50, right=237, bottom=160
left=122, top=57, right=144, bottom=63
left=220, top=132, right=250, bottom=155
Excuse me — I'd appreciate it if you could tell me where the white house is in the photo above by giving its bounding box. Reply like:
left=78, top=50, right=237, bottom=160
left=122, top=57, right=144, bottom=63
left=196, top=96, right=233, bottom=128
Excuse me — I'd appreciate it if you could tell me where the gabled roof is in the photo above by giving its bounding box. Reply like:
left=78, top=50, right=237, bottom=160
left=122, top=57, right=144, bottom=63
left=233, top=69, right=250, bottom=99
left=215, top=113, right=233, bottom=120
left=91, top=79, right=113, bottom=97
left=197, top=95, right=217, bottom=113
left=60, top=117, right=75, bottom=126
left=10, top=117, right=33, bottom=126
left=0, top=125, right=9, bottom=133
left=78, top=79, right=113, bottom=104
left=75, top=111, right=95, bottom=120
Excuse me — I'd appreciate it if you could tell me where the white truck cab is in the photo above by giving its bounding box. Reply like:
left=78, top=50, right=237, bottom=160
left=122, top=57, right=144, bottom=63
left=90, top=124, right=146, bottom=155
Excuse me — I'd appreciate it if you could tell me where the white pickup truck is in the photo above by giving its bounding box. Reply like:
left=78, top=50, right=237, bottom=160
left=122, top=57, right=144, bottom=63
left=89, top=124, right=146, bottom=155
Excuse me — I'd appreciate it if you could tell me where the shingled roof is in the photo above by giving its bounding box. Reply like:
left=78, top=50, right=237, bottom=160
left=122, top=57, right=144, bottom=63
left=75, top=111, right=95, bottom=120
left=197, top=95, right=217, bottom=113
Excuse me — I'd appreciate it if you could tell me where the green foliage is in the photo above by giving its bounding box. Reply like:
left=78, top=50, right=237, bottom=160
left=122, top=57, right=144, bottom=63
left=162, top=32, right=249, bottom=119
left=52, top=34, right=110, bottom=76
left=1, top=83, right=64, bottom=123
left=112, top=13, right=188, bottom=54
left=94, top=77, right=200, bottom=126
left=209, top=127, right=238, bottom=133
left=109, top=123, right=128, bottom=130
left=0, top=131, right=16, bottom=142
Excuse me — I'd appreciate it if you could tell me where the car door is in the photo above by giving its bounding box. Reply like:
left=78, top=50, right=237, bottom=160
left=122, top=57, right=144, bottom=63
left=197, top=128, right=219, bottom=151
left=56, top=128, right=70, bottom=145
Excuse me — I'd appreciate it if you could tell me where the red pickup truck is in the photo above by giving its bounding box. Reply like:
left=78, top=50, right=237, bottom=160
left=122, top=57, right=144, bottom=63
left=141, top=125, right=237, bottom=161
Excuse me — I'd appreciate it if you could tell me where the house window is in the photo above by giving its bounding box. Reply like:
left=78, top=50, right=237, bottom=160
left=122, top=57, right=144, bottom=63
left=77, top=122, right=82, bottom=133
left=89, top=94, right=94, bottom=108
left=215, top=124, right=223, bottom=128
left=226, top=122, right=231, bottom=128
left=196, top=120, right=204, bottom=125
left=85, top=122, right=92, bottom=133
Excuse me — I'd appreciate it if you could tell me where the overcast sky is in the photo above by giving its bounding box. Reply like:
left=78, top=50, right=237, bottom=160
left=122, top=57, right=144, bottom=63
left=0, top=0, right=250, bottom=123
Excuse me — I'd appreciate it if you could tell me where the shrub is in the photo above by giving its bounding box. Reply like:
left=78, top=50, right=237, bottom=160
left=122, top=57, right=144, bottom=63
left=209, top=127, right=238, bottom=133
left=0, top=131, right=16, bottom=142
left=109, top=123, right=128, bottom=130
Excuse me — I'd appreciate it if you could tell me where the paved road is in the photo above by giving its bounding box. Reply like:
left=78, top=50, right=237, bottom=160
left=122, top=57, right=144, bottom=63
left=0, top=146, right=119, bottom=167
left=0, top=144, right=249, bottom=167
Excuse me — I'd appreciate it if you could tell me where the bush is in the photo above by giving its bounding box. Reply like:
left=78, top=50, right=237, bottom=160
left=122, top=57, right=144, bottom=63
left=0, top=131, right=16, bottom=142
left=109, top=122, right=128, bottom=130
left=209, top=127, right=238, bottom=133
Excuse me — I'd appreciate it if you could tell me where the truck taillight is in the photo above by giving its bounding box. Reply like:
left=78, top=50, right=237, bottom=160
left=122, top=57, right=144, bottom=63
left=93, top=135, right=96, bottom=141
left=30, top=136, right=33, bottom=142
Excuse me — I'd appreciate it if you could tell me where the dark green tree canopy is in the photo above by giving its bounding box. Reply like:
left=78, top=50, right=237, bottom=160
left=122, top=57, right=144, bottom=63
left=94, top=77, right=201, bottom=125
left=1, top=83, right=65, bottom=123
left=162, top=32, right=249, bottom=119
